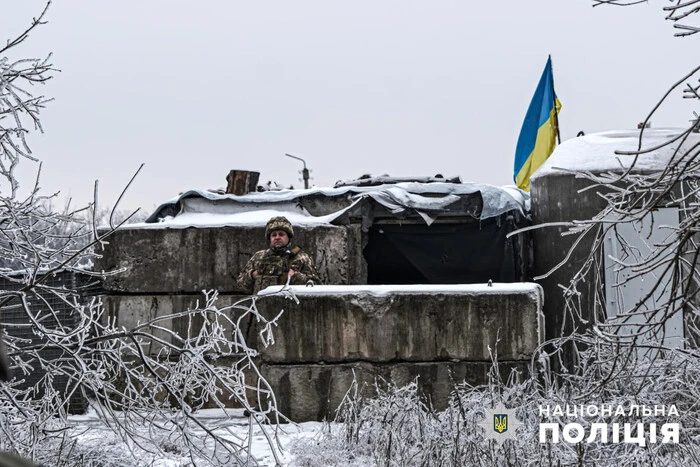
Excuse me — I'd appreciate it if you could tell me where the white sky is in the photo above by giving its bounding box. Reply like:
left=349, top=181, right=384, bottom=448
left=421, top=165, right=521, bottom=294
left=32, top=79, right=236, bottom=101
left=4, top=1, right=698, bottom=214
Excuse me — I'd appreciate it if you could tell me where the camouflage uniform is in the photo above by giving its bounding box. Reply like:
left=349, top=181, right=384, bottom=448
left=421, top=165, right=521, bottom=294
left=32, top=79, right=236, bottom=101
left=236, top=217, right=321, bottom=294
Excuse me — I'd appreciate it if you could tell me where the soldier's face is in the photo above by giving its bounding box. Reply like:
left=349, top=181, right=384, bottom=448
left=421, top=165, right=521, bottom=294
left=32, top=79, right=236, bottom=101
left=269, top=230, right=290, bottom=248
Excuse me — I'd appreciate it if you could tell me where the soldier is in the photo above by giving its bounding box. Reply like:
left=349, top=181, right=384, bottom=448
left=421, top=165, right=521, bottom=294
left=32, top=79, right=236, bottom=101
left=236, top=216, right=320, bottom=294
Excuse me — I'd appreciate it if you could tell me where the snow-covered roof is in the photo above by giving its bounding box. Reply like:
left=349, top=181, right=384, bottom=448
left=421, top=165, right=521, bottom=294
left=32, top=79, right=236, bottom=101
left=532, top=128, right=700, bottom=181
left=131, top=181, right=529, bottom=230
left=131, top=206, right=345, bottom=230
left=334, top=174, right=462, bottom=187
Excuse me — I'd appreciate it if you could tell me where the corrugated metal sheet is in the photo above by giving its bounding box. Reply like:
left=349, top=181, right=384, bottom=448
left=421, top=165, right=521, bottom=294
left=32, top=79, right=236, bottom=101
left=0, top=270, right=102, bottom=414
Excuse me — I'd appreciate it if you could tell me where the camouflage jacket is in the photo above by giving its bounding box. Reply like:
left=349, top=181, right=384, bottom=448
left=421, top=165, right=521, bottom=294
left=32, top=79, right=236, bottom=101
left=236, top=245, right=321, bottom=294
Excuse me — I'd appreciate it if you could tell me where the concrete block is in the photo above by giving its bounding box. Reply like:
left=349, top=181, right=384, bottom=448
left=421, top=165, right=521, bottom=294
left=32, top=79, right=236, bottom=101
left=95, top=225, right=362, bottom=293
left=101, top=293, right=262, bottom=355
left=102, top=294, right=204, bottom=355
left=102, top=286, right=542, bottom=422
left=255, top=284, right=543, bottom=363
left=261, top=360, right=530, bottom=422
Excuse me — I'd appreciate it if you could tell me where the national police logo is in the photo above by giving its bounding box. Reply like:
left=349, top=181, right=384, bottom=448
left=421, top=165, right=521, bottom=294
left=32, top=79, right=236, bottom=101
left=494, top=413, right=508, bottom=433
left=479, top=402, right=523, bottom=446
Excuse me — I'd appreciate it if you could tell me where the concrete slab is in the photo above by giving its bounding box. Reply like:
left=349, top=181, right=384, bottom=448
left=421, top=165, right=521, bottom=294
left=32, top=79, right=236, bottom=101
left=256, top=285, right=543, bottom=363
left=261, top=360, right=530, bottom=422
left=95, top=225, right=362, bottom=293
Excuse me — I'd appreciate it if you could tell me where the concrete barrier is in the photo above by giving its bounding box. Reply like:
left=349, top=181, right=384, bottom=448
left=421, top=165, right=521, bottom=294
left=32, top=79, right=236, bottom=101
left=261, top=360, right=530, bottom=422
left=95, top=224, right=363, bottom=293
left=256, top=285, right=542, bottom=363
left=101, top=284, right=543, bottom=422
left=255, top=284, right=543, bottom=421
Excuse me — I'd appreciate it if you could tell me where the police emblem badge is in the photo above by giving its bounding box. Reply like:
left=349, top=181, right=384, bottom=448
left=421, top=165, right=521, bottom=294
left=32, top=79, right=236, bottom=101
left=494, top=413, right=508, bottom=433
left=479, top=402, right=523, bottom=446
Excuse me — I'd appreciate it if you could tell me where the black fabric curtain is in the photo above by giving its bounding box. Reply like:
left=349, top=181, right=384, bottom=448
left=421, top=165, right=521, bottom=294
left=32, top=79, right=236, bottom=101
left=364, top=218, right=516, bottom=285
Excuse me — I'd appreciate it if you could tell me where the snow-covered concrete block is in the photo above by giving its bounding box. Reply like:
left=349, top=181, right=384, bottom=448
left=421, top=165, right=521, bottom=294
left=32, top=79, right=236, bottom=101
left=102, top=284, right=543, bottom=422
left=256, top=284, right=543, bottom=363
left=252, top=284, right=543, bottom=422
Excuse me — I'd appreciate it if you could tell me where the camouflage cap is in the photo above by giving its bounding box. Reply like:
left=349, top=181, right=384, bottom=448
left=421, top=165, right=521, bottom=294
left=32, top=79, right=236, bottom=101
left=265, top=216, right=294, bottom=240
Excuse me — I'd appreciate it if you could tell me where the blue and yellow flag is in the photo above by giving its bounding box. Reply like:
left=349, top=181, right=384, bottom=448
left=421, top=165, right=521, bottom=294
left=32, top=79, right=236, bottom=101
left=513, top=56, right=561, bottom=191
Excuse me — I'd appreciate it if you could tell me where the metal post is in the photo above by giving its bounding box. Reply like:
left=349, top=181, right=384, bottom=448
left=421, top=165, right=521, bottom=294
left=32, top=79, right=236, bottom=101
left=285, top=153, right=310, bottom=189
left=549, top=55, right=562, bottom=145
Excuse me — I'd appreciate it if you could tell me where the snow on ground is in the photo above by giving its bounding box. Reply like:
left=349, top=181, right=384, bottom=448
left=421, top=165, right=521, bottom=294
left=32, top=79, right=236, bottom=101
left=67, top=407, right=327, bottom=466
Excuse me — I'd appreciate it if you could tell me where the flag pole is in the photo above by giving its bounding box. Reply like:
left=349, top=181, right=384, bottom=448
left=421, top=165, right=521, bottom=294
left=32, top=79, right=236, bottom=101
left=549, top=54, right=562, bottom=144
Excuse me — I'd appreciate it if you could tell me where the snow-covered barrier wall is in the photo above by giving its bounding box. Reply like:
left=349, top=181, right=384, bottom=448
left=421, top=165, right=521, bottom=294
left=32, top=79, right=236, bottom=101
left=255, top=284, right=543, bottom=422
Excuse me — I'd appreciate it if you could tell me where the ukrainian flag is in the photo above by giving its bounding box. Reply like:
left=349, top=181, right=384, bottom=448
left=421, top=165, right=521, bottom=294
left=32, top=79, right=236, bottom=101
left=513, top=56, right=561, bottom=191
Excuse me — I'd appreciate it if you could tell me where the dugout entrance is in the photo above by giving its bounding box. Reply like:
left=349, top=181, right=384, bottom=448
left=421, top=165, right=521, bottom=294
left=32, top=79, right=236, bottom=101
left=363, top=218, right=520, bottom=285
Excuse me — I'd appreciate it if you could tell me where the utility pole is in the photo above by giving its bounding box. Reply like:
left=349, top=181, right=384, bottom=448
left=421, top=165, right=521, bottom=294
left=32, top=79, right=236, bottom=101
left=285, top=153, right=310, bottom=189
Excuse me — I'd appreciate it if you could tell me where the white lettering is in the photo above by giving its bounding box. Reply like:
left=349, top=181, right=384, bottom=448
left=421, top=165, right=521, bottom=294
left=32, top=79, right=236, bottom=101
left=540, top=423, right=560, bottom=443
left=586, top=423, right=608, bottom=443
left=661, top=423, right=679, bottom=443
left=623, top=423, right=646, bottom=447
left=562, top=423, right=585, bottom=443
left=566, top=405, right=581, bottom=417
left=648, top=423, right=657, bottom=444
left=611, top=423, right=620, bottom=443
left=628, top=405, right=640, bottom=417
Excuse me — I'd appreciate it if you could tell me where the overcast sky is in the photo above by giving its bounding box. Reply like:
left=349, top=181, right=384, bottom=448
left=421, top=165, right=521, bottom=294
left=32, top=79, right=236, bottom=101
left=4, top=1, right=698, bottom=213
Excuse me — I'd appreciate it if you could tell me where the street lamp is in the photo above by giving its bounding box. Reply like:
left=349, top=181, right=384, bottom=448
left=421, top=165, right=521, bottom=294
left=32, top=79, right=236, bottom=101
left=285, top=153, right=310, bottom=189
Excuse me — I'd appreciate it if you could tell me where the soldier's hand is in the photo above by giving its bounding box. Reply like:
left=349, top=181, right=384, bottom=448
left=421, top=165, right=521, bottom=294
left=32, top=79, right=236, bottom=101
left=287, top=268, right=295, bottom=277
left=252, top=270, right=259, bottom=279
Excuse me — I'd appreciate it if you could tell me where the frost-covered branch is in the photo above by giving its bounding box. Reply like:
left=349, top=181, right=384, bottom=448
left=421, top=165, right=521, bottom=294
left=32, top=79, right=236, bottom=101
left=593, top=0, right=700, bottom=37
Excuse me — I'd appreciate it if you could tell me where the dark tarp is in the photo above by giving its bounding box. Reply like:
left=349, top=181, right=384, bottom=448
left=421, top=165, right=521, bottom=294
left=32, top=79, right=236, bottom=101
left=364, top=217, right=517, bottom=285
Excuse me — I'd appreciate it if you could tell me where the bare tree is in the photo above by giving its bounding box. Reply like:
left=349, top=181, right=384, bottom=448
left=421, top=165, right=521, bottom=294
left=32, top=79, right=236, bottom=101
left=0, top=4, right=289, bottom=465
left=593, top=0, right=700, bottom=37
